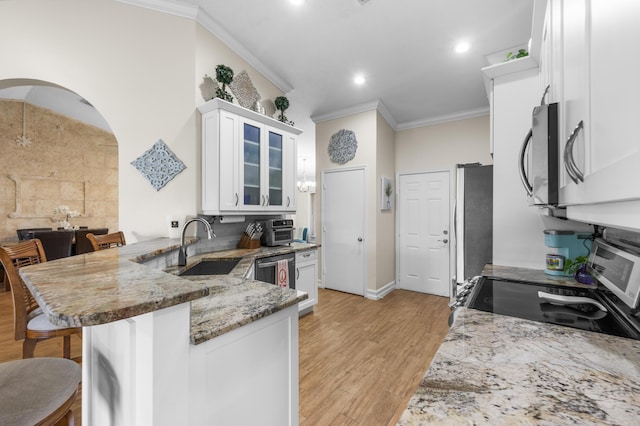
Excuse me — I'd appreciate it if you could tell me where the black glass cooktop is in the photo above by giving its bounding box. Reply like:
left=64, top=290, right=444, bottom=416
left=466, top=278, right=639, bottom=339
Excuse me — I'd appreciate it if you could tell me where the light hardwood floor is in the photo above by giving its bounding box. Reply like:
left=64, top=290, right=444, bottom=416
left=0, top=286, right=450, bottom=426
left=299, top=288, right=451, bottom=425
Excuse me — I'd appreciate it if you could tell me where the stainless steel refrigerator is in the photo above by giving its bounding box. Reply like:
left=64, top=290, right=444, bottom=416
left=455, top=164, right=493, bottom=287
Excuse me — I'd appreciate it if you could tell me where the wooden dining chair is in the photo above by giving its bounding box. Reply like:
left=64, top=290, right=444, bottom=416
left=0, top=239, right=82, bottom=359
left=86, top=230, right=126, bottom=251
left=0, top=357, right=81, bottom=426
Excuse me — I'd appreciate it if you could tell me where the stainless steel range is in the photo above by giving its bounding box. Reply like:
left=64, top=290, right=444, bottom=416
left=452, top=236, right=640, bottom=340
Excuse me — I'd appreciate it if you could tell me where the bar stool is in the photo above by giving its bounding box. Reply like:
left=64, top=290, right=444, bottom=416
left=0, top=357, right=81, bottom=425
left=86, top=231, right=126, bottom=251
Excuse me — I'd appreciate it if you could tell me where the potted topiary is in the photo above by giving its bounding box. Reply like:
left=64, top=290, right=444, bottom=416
left=274, top=96, right=294, bottom=125
left=215, top=64, right=234, bottom=102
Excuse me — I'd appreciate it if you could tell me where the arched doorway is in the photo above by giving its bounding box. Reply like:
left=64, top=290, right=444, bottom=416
left=0, top=79, right=119, bottom=242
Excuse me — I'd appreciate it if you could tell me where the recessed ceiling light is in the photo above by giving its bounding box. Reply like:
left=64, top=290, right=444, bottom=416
left=290, top=0, right=305, bottom=5
left=455, top=41, right=470, bottom=54
left=354, top=74, right=366, bottom=85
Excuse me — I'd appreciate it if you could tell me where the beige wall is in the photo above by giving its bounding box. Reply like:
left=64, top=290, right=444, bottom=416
left=375, top=113, right=396, bottom=289
left=0, top=101, right=118, bottom=241
left=316, top=110, right=378, bottom=291
left=0, top=0, right=284, bottom=243
left=316, top=112, right=491, bottom=294
left=315, top=109, right=399, bottom=293
left=395, top=115, right=492, bottom=174
left=395, top=115, right=492, bottom=286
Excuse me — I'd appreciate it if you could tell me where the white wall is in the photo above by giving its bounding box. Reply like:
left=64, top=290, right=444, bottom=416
left=0, top=0, right=284, bottom=242
left=492, top=68, right=590, bottom=270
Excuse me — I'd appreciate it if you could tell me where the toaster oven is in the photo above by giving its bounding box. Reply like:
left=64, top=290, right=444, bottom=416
left=262, top=219, right=293, bottom=246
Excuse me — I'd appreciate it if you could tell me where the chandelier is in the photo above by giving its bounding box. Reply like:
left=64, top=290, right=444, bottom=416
left=297, top=158, right=314, bottom=192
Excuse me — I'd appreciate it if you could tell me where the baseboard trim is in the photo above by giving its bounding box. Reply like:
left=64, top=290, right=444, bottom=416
left=365, top=281, right=396, bottom=300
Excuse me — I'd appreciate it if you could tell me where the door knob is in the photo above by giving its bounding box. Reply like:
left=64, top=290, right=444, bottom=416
left=357, top=237, right=363, bottom=242
left=438, top=239, right=449, bottom=243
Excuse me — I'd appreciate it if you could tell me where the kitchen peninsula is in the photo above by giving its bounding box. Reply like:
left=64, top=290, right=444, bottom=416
left=18, top=238, right=311, bottom=426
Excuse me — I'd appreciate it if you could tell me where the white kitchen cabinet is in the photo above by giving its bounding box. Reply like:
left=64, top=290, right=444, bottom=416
left=84, top=302, right=300, bottom=426
left=576, top=0, right=640, bottom=205
left=296, top=248, right=317, bottom=313
left=198, top=98, right=302, bottom=215
left=549, top=0, right=640, bottom=211
left=556, top=0, right=590, bottom=206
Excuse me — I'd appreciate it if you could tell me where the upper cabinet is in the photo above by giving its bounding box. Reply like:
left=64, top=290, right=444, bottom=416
left=198, top=99, right=301, bottom=215
left=546, top=0, right=640, bottom=208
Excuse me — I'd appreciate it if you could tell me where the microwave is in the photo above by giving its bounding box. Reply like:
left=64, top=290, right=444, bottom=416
left=519, top=102, right=559, bottom=206
left=261, top=219, right=293, bottom=246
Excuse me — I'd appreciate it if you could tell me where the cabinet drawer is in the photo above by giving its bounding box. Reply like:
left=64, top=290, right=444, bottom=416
left=296, top=249, right=317, bottom=263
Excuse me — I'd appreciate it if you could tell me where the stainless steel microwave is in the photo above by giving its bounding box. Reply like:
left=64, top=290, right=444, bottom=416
left=519, top=102, right=559, bottom=206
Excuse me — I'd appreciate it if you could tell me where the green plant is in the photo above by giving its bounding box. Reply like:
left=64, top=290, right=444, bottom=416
left=274, top=96, right=293, bottom=125
left=505, top=49, right=529, bottom=61
left=215, top=64, right=234, bottom=102
left=564, top=255, right=590, bottom=275
left=385, top=182, right=392, bottom=197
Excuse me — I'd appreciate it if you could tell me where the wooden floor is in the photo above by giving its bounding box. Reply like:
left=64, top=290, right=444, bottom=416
left=299, top=288, right=451, bottom=425
left=0, top=286, right=450, bottom=426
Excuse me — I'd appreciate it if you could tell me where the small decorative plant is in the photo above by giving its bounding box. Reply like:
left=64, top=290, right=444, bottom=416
left=385, top=181, right=392, bottom=198
left=564, top=255, right=589, bottom=275
left=505, top=48, right=529, bottom=61
left=274, top=96, right=294, bottom=125
left=52, top=205, right=81, bottom=230
left=215, top=64, right=234, bottom=102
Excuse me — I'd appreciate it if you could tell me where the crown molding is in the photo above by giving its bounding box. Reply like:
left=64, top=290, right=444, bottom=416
left=116, top=0, right=198, bottom=19
left=118, top=0, right=293, bottom=93
left=311, top=99, right=397, bottom=130
left=395, top=106, right=489, bottom=131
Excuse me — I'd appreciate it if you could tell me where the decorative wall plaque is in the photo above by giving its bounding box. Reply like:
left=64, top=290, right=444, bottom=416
left=131, top=139, right=186, bottom=191
left=229, top=70, right=261, bottom=109
left=328, top=129, right=358, bottom=165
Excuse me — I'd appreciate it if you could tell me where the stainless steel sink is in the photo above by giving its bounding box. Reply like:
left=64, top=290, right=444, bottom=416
left=178, top=258, right=242, bottom=276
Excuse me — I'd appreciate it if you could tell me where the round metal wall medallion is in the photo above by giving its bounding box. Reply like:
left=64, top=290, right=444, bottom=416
left=328, top=129, right=357, bottom=165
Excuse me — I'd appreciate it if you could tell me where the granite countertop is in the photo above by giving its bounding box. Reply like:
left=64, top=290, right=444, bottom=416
left=482, top=264, right=596, bottom=289
left=19, top=238, right=316, bottom=344
left=398, top=309, right=640, bottom=425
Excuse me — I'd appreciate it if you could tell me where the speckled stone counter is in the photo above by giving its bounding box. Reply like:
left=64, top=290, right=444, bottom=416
left=19, top=238, right=313, bottom=344
left=398, top=308, right=640, bottom=425
left=483, top=264, right=596, bottom=289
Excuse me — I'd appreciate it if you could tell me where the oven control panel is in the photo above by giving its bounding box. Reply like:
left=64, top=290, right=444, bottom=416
left=451, top=276, right=481, bottom=309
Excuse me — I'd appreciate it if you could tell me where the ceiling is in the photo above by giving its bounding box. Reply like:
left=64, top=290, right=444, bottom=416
left=1, top=0, right=535, bottom=181
left=167, top=0, right=534, bottom=127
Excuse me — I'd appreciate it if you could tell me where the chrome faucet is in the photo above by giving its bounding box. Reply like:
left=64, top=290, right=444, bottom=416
left=178, top=217, right=215, bottom=266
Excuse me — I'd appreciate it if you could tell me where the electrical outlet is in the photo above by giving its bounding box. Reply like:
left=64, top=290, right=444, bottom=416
left=171, top=221, right=179, bottom=228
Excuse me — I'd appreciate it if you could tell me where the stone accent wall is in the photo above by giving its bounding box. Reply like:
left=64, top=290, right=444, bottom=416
left=0, top=100, right=118, bottom=242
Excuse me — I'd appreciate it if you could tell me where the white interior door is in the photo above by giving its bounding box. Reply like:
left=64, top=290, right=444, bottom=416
left=398, top=171, right=450, bottom=296
left=322, top=168, right=365, bottom=296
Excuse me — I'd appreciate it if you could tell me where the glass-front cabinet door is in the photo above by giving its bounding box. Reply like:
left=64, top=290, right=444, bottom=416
left=267, top=130, right=284, bottom=209
left=242, top=122, right=262, bottom=209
